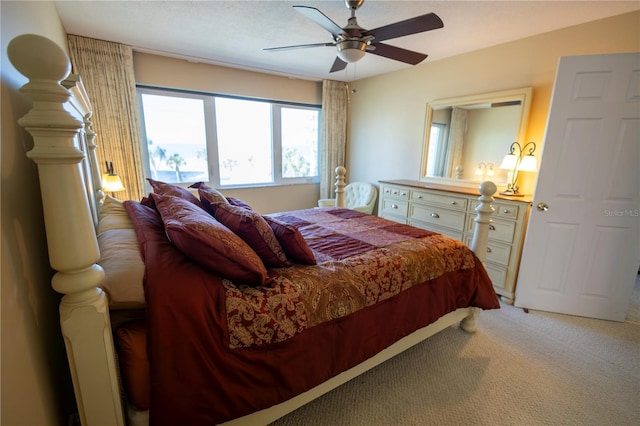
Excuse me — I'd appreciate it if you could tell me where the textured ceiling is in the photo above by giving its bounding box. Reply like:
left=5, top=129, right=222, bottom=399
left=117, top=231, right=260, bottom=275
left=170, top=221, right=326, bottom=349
left=55, top=1, right=640, bottom=82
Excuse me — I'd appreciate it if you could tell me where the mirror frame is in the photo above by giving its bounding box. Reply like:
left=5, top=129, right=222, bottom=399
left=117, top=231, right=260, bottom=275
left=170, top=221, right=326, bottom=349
left=419, top=87, right=533, bottom=188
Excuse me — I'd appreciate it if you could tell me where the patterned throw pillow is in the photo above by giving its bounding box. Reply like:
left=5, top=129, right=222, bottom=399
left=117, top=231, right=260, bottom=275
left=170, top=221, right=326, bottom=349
left=152, top=193, right=268, bottom=286
left=211, top=203, right=288, bottom=267
left=226, top=197, right=253, bottom=210
left=189, top=182, right=228, bottom=205
left=147, top=178, right=201, bottom=207
left=263, top=216, right=316, bottom=265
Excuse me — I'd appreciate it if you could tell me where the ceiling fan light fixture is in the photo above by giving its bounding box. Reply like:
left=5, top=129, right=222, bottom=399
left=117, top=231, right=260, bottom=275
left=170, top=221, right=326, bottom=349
left=267, top=4, right=444, bottom=73
left=336, top=40, right=367, bottom=63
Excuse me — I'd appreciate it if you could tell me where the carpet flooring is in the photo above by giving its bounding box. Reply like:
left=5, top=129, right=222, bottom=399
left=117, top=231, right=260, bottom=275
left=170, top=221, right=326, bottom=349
left=270, top=286, right=640, bottom=426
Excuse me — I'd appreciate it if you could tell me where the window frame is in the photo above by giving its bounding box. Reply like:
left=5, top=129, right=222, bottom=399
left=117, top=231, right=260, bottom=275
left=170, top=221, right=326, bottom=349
left=137, top=86, right=321, bottom=188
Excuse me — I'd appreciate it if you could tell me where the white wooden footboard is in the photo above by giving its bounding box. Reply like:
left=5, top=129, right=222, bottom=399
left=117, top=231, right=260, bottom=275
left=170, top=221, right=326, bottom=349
left=9, top=33, right=495, bottom=426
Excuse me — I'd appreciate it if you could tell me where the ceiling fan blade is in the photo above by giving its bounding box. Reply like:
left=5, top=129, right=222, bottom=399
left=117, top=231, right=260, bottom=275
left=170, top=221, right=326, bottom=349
left=293, top=6, right=345, bottom=39
left=369, top=42, right=428, bottom=65
left=363, top=12, right=443, bottom=42
left=264, top=42, right=334, bottom=52
left=329, top=57, right=348, bottom=73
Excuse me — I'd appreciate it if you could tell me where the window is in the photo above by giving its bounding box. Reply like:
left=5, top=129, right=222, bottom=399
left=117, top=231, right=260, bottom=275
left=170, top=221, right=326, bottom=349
left=425, top=122, right=447, bottom=177
left=138, top=87, right=320, bottom=188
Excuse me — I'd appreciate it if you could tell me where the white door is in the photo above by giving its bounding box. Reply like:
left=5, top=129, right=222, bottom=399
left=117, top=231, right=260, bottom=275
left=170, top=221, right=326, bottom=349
left=515, top=52, right=639, bottom=322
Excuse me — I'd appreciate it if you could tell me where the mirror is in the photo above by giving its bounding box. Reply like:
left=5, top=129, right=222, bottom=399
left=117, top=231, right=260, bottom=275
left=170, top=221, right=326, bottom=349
left=420, top=87, right=532, bottom=187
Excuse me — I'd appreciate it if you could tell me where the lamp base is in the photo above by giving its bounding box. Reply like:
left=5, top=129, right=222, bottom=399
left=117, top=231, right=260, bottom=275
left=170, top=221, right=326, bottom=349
left=499, top=189, right=525, bottom=197
left=499, top=182, right=525, bottom=197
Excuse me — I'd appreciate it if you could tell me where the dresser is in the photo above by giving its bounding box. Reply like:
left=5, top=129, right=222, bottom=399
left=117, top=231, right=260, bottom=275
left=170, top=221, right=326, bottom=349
left=378, top=180, right=531, bottom=304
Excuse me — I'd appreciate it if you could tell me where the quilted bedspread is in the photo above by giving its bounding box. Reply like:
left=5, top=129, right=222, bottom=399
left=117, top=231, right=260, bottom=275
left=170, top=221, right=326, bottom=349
left=126, top=203, right=499, bottom=425
left=226, top=208, right=483, bottom=349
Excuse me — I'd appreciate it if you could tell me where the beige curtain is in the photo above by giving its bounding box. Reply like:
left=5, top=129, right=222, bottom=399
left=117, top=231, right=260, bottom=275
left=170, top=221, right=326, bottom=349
left=445, top=107, right=468, bottom=179
left=67, top=35, right=145, bottom=201
left=320, top=80, right=348, bottom=199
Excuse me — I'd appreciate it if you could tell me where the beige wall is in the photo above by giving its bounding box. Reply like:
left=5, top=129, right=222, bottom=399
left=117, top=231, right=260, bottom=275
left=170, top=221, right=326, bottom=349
left=133, top=53, right=324, bottom=213
left=1, top=2, right=76, bottom=425
left=347, top=11, right=640, bottom=197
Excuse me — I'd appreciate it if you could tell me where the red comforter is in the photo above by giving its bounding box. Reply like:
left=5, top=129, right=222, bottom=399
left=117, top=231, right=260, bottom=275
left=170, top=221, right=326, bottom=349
left=125, top=202, right=499, bottom=425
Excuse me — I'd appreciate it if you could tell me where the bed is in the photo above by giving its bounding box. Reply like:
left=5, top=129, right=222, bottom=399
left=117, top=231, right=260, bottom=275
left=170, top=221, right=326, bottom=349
left=8, top=34, right=500, bottom=426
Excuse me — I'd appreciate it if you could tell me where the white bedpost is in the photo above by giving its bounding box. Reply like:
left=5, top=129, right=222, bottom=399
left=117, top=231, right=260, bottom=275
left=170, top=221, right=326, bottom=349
left=334, top=166, right=346, bottom=207
left=84, top=113, right=106, bottom=209
left=470, top=181, right=497, bottom=262
left=62, top=74, right=104, bottom=223
left=8, top=35, right=125, bottom=426
left=460, top=180, right=496, bottom=332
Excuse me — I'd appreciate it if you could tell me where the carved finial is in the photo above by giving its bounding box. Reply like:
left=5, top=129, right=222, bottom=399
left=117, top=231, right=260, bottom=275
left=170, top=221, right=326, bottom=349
left=479, top=180, right=498, bottom=197
left=7, top=34, right=70, bottom=81
left=7, top=34, right=80, bottom=137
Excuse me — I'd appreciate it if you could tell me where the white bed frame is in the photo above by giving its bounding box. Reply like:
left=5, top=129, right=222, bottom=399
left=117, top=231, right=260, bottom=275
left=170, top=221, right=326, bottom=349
left=8, top=34, right=497, bottom=426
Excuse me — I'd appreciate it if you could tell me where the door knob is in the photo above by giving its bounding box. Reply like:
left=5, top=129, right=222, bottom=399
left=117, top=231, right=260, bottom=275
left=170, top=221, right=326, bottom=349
left=537, top=202, right=549, bottom=212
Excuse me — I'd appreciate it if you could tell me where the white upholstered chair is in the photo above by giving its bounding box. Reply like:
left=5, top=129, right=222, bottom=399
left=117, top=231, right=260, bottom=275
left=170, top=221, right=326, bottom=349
left=318, top=182, right=378, bottom=214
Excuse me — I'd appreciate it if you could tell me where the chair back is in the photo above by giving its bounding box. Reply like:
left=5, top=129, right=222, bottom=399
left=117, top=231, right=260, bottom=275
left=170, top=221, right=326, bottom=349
left=344, top=182, right=377, bottom=214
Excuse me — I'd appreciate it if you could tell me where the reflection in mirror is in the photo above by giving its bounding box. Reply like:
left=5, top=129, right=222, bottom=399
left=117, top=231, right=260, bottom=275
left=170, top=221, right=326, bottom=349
left=420, top=87, right=532, bottom=187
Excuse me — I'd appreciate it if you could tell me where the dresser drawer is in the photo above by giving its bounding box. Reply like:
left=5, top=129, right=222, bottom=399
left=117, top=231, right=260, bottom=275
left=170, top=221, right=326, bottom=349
left=411, top=204, right=466, bottom=231
left=381, top=214, right=407, bottom=224
left=471, top=201, right=520, bottom=219
left=496, top=203, right=519, bottom=219
left=483, top=263, right=508, bottom=291
left=412, top=190, right=468, bottom=211
left=465, top=236, right=511, bottom=266
left=381, top=198, right=408, bottom=217
left=467, top=216, right=515, bottom=243
left=410, top=219, right=463, bottom=241
left=381, top=185, right=410, bottom=200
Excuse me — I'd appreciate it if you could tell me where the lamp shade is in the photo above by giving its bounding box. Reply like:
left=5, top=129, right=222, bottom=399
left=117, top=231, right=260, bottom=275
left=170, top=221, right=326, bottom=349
left=499, top=153, right=518, bottom=170
left=336, top=40, right=367, bottom=63
left=102, top=173, right=125, bottom=192
left=486, top=164, right=495, bottom=176
left=518, top=154, right=538, bottom=172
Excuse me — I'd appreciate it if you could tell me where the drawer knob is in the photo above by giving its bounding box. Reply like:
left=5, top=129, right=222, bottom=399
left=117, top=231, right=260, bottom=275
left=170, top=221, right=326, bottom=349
left=503, top=209, right=510, bottom=214
left=487, top=247, right=492, bottom=253
left=451, top=201, right=457, bottom=205
left=401, top=192, right=407, bottom=196
left=489, top=224, right=496, bottom=231
left=431, top=212, right=440, bottom=218
left=417, top=195, right=423, bottom=199
left=391, top=204, right=398, bottom=209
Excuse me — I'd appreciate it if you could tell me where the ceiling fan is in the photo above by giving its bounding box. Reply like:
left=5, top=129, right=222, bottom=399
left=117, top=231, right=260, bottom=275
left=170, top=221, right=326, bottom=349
left=264, top=0, right=444, bottom=73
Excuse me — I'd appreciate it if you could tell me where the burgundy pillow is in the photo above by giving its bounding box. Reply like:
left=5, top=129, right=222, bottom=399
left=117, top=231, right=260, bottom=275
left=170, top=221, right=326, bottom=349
left=115, top=320, right=150, bottom=411
left=263, top=216, right=316, bottom=265
left=227, top=197, right=253, bottom=210
left=152, top=194, right=268, bottom=285
left=190, top=182, right=228, bottom=205
left=139, top=195, right=156, bottom=210
left=123, top=200, right=165, bottom=252
left=147, top=178, right=201, bottom=207
left=212, top=203, right=288, bottom=267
